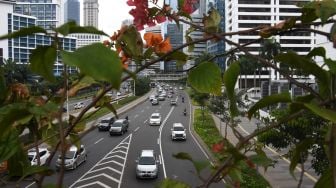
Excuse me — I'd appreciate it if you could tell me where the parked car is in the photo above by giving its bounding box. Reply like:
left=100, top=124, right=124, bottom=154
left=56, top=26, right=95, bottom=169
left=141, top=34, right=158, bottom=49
left=135, top=150, right=159, bottom=179
left=97, top=117, right=115, bottom=131
left=151, top=98, right=159, bottom=105
left=109, top=119, right=129, bottom=135
left=74, top=102, right=84, bottom=109
left=171, top=123, right=187, bottom=140
left=56, top=145, right=87, bottom=170
left=170, top=99, right=177, bottom=106
left=149, top=113, right=161, bottom=126
left=28, top=148, right=50, bottom=166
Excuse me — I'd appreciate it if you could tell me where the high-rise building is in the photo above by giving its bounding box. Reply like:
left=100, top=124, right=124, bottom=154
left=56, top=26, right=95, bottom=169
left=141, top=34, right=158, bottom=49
left=225, top=0, right=315, bottom=88
left=1, top=0, right=77, bottom=76
left=65, top=0, right=80, bottom=25
left=14, top=0, right=63, bottom=30
left=83, top=0, right=98, bottom=28
left=144, top=25, right=164, bottom=72
left=165, top=23, right=184, bottom=72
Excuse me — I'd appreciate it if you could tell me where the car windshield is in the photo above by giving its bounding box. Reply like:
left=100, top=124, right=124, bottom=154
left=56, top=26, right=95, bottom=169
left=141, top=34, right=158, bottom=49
left=28, top=154, right=35, bottom=161
left=174, top=127, right=184, bottom=131
left=112, top=122, right=122, bottom=127
left=151, top=115, right=160, bottom=119
left=101, top=120, right=110, bottom=123
left=139, top=156, right=155, bottom=165
left=60, top=151, right=76, bottom=159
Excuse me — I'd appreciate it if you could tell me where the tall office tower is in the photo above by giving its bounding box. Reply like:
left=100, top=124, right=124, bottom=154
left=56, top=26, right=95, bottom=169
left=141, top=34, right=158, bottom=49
left=14, top=0, right=63, bottom=30
left=83, top=0, right=98, bottom=28
left=65, top=0, right=80, bottom=25
left=226, top=0, right=314, bottom=88
left=207, top=0, right=225, bottom=70
left=165, top=24, right=184, bottom=72
left=184, top=0, right=206, bottom=70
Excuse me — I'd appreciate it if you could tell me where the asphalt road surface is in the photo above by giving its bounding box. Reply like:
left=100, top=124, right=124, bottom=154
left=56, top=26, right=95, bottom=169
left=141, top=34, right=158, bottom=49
left=19, top=91, right=224, bottom=188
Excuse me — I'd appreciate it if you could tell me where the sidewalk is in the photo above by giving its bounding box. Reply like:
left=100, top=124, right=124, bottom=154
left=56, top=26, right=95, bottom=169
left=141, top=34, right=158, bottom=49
left=211, top=115, right=318, bottom=188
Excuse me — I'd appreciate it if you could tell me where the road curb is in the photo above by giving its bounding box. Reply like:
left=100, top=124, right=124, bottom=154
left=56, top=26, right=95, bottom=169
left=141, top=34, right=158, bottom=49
left=186, top=95, right=218, bottom=165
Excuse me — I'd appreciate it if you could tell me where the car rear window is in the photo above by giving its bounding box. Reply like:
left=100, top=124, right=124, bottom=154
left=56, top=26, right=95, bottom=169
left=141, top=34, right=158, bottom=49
left=112, top=122, right=122, bottom=127
left=101, top=120, right=110, bottom=123
left=173, top=127, right=184, bottom=131
left=152, top=115, right=160, bottom=119
left=139, top=156, right=155, bottom=165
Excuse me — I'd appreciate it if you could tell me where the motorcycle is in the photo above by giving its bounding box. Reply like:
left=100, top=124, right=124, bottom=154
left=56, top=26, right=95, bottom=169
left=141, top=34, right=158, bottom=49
left=183, top=109, right=187, bottom=116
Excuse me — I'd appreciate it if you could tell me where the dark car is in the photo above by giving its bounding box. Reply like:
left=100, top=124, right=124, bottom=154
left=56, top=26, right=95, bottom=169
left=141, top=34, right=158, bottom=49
left=98, top=117, right=115, bottom=131
left=109, top=119, right=129, bottom=135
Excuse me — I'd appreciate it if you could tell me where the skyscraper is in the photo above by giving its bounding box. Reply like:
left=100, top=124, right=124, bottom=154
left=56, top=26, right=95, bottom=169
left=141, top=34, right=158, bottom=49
left=14, top=0, right=63, bottom=30
left=65, top=0, right=80, bottom=25
left=165, top=24, right=184, bottom=72
left=83, top=0, right=98, bottom=28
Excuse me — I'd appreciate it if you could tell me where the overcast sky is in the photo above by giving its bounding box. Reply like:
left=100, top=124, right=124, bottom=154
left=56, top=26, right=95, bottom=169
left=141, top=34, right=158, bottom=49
left=79, top=0, right=164, bottom=36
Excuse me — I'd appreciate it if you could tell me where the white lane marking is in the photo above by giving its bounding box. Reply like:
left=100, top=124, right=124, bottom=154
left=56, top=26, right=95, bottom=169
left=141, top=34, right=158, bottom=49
left=159, top=155, right=162, bottom=164
left=134, top=126, right=140, bottom=132
left=25, top=182, right=35, bottom=188
left=158, top=106, right=175, bottom=179
left=157, top=138, right=160, bottom=145
left=237, top=124, right=317, bottom=182
left=70, top=134, right=132, bottom=188
left=94, top=138, right=104, bottom=144
left=134, top=114, right=139, bottom=118
left=76, top=181, right=110, bottom=188
left=144, top=119, right=148, bottom=124
left=79, top=173, right=120, bottom=184
left=88, top=166, right=122, bottom=175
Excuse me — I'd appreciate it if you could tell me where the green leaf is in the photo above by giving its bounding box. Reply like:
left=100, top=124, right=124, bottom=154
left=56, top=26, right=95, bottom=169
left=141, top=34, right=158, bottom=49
left=166, top=51, right=188, bottom=65
left=275, top=51, right=331, bottom=97
left=0, top=103, right=32, bottom=138
left=173, top=152, right=193, bottom=161
left=223, top=61, right=240, bottom=117
left=0, top=26, right=46, bottom=40
left=72, top=122, right=86, bottom=133
left=203, top=8, right=221, bottom=33
left=0, top=131, right=20, bottom=163
left=41, top=123, right=59, bottom=148
left=103, top=103, right=118, bottom=119
left=289, top=139, right=314, bottom=179
left=54, top=21, right=107, bottom=36
left=304, top=103, right=336, bottom=123
left=324, top=58, right=336, bottom=74
left=69, top=133, right=81, bottom=149
left=61, top=43, right=123, bottom=89
left=29, top=45, right=57, bottom=82
left=0, top=67, right=6, bottom=103
left=301, top=0, right=336, bottom=23
left=248, top=92, right=291, bottom=119
left=144, top=48, right=154, bottom=59
left=117, top=26, right=143, bottom=61
left=188, top=62, right=222, bottom=95
left=249, top=154, right=274, bottom=171
left=69, top=76, right=97, bottom=97
left=314, top=169, right=332, bottom=188
left=330, top=23, right=336, bottom=48
left=228, top=168, right=243, bottom=182
left=185, top=36, right=194, bottom=52
left=306, top=47, right=326, bottom=59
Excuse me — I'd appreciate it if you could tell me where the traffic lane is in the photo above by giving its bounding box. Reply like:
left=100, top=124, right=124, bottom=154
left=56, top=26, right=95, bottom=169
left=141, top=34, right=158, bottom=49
left=41, top=100, right=154, bottom=187
left=162, top=93, right=224, bottom=187
left=121, top=99, right=173, bottom=188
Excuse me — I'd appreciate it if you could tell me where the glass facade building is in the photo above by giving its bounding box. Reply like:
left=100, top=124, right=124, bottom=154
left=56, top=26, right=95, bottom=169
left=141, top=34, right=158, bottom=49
left=65, top=0, right=80, bottom=24
left=7, top=13, right=77, bottom=75
left=14, top=0, right=61, bottom=30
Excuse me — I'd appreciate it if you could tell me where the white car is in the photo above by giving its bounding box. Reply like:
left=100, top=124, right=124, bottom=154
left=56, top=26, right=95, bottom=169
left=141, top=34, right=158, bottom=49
left=171, top=123, right=186, bottom=140
left=56, top=145, right=87, bottom=170
left=136, top=150, right=159, bottom=179
left=28, top=148, right=50, bottom=166
left=149, top=113, right=161, bottom=126
left=74, top=102, right=84, bottom=109
left=149, top=95, right=156, bottom=101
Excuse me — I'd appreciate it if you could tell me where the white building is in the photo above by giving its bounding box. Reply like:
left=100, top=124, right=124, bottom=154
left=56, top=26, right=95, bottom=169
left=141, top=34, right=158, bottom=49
left=225, top=0, right=315, bottom=88
left=83, top=0, right=99, bottom=28
left=70, top=34, right=101, bottom=49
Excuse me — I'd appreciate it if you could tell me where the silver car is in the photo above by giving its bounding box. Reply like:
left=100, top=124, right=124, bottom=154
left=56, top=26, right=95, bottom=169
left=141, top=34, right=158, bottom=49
left=136, top=150, right=159, bottom=179
left=109, top=119, right=129, bottom=135
left=149, top=113, right=161, bottom=126
left=56, top=145, right=87, bottom=170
